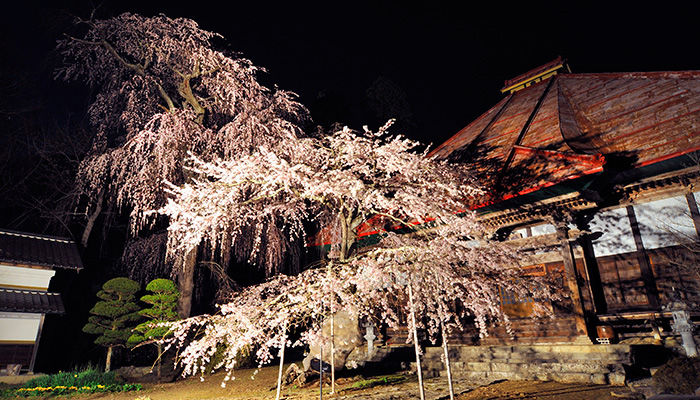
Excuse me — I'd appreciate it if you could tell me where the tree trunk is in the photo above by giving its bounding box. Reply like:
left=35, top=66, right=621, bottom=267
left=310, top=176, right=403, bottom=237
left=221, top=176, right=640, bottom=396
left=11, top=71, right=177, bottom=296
left=339, top=212, right=349, bottom=262
left=408, top=283, right=425, bottom=400
left=105, top=346, right=113, bottom=372
left=275, top=324, right=286, bottom=400
left=81, top=189, right=104, bottom=247
left=441, top=323, right=454, bottom=400
left=177, top=248, right=197, bottom=318
left=338, top=209, right=359, bottom=262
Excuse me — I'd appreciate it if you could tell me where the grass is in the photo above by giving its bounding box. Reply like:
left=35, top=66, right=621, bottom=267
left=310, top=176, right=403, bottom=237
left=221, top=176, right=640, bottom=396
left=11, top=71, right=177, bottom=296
left=21, top=367, right=119, bottom=389
left=349, top=374, right=407, bottom=390
left=0, top=366, right=142, bottom=397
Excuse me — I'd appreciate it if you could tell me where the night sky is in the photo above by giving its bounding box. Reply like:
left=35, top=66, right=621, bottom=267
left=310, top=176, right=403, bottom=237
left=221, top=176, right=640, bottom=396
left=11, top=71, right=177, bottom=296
left=2, top=1, right=699, bottom=146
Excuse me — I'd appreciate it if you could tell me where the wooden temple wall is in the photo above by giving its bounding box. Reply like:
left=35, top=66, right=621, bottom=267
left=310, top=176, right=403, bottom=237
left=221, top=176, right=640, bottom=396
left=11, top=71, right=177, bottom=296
left=478, top=191, right=700, bottom=344
left=591, top=193, right=700, bottom=311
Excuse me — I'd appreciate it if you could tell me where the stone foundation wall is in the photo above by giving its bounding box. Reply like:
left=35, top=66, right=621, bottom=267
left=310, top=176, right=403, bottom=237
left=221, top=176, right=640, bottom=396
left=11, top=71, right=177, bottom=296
left=421, top=344, right=656, bottom=386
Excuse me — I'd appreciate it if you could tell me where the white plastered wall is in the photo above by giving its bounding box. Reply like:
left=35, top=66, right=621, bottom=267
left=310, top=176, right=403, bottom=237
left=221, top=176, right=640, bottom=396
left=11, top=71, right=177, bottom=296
left=589, top=194, right=698, bottom=257
left=0, top=312, right=41, bottom=342
left=634, top=195, right=697, bottom=249
left=512, top=222, right=556, bottom=239
left=589, top=207, right=637, bottom=257
left=0, top=264, right=55, bottom=290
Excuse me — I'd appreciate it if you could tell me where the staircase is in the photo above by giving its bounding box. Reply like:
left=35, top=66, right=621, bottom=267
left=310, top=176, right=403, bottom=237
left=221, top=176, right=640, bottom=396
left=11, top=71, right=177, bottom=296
left=421, top=344, right=665, bottom=385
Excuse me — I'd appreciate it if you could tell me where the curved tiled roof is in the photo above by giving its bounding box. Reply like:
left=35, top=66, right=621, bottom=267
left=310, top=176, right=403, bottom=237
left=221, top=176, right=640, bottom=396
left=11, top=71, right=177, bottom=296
left=0, top=288, right=65, bottom=314
left=430, top=66, right=700, bottom=209
left=0, top=230, right=82, bottom=270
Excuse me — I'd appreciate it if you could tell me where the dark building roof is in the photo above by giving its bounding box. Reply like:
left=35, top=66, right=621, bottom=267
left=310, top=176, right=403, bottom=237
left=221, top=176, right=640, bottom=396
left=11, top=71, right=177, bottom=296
left=430, top=59, right=700, bottom=210
left=0, top=288, right=65, bottom=314
left=0, top=230, right=83, bottom=270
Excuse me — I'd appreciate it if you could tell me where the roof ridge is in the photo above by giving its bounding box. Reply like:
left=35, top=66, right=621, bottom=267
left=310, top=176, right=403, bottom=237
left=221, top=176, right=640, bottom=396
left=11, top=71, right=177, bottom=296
left=562, top=71, right=700, bottom=79
left=0, top=288, right=61, bottom=295
left=0, top=229, right=75, bottom=244
left=501, top=57, right=568, bottom=94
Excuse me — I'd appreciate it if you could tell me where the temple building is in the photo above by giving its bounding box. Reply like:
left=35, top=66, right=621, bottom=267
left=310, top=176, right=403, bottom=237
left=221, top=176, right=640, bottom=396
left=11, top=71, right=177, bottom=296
left=428, top=57, right=700, bottom=344
left=0, top=230, right=82, bottom=373
left=419, top=58, right=700, bottom=383
left=305, top=58, right=699, bottom=383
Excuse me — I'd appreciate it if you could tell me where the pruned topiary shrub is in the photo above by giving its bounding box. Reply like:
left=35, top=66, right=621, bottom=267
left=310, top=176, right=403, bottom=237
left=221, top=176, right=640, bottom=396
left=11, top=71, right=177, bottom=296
left=83, top=277, right=142, bottom=372
left=128, top=278, right=179, bottom=381
left=652, top=355, right=700, bottom=394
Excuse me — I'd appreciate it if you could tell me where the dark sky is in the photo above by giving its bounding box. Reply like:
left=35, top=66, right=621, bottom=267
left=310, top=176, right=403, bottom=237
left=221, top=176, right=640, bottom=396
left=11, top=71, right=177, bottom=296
left=2, top=1, right=699, bottom=146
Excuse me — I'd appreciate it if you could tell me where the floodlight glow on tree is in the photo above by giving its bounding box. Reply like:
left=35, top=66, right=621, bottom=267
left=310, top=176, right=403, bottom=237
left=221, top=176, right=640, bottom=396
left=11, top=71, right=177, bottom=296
left=160, top=123, right=555, bottom=397
left=57, top=12, right=308, bottom=316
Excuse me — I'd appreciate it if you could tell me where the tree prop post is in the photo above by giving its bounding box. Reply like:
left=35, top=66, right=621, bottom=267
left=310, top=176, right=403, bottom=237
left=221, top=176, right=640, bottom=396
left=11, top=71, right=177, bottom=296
left=328, top=263, right=336, bottom=394
left=441, top=322, right=455, bottom=400
left=330, top=311, right=335, bottom=395
left=319, top=299, right=324, bottom=400
left=407, top=281, right=426, bottom=400
left=275, top=322, right=287, bottom=400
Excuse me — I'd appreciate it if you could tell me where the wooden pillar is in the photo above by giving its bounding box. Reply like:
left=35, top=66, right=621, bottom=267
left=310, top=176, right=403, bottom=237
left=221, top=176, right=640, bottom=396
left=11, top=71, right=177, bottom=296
left=574, top=211, right=607, bottom=315
left=626, top=205, right=660, bottom=309
left=685, top=193, right=700, bottom=238
left=29, top=314, right=45, bottom=373
left=577, top=233, right=608, bottom=315
left=553, top=218, right=590, bottom=342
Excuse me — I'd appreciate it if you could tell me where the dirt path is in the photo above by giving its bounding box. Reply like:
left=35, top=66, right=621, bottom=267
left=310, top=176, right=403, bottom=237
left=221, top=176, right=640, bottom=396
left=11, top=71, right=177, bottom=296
left=455, top=380, right=635, bottom=400
left=62, top=365, right=635, bottom=400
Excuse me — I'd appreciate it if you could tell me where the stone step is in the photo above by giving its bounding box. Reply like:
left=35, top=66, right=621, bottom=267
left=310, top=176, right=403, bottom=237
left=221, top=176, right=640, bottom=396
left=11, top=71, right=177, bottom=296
left=418, top=343, right=649, bottom=386
left=423, top=352, right=631, bottom=364
left=430, top=360, right=621, bottom=374
left=423, top=344, right=634, bottom=363
left=425, top=369, right=623, bottom=385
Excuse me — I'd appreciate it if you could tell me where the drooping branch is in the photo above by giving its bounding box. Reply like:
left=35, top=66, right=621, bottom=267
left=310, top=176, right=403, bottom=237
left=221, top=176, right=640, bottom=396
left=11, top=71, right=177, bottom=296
left=58, top=13, right=309, bottom=319
left=66, top=33, right=177, bottom=112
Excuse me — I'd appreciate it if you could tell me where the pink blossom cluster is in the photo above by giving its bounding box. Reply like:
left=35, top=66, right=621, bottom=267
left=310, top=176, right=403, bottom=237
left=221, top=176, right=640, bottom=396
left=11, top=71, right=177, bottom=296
left=57, top=13, right=306, bottom=265
left=161, top=123, right=556, bottom=379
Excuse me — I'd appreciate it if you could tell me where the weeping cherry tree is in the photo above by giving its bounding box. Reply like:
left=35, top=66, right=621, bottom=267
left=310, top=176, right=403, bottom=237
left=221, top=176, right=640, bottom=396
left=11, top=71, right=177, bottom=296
left=159, top=122, right=556, bottom=396
left=56, top=12, right=307, bottom=316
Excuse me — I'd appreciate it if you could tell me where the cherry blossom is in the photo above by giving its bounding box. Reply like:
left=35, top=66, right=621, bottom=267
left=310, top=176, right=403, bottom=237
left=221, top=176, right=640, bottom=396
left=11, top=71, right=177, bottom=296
left=57, top=12, right=306, bottom=260
left=161, top=123, right=555, bottom=397
left=57, top=12, right=308, bottom=315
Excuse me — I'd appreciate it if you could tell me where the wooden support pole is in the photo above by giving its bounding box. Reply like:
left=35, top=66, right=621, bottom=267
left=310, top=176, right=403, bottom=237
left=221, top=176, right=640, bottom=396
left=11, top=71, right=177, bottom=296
left=554, top=219, right=590, bottom=341
left=685, top=193, right=700, bottom=238
left=29, top=314, right=45, bottom=373
left=275, top=323, right=286, bottom=400
left=408, top=282, right=426, bottom=400
left=330, top=311, right=335, bottom=394
left=328, top=264, right=336, bottom=395
left=577, top=233, right=608, bottom=315
left=441, top=322, right=455, bottom=400
left=626, top=205, right=660, bottom=309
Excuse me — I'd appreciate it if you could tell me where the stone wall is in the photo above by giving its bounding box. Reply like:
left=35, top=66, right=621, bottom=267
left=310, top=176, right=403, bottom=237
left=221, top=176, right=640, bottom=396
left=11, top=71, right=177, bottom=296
left=421, top=344, right=662, bottom=385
